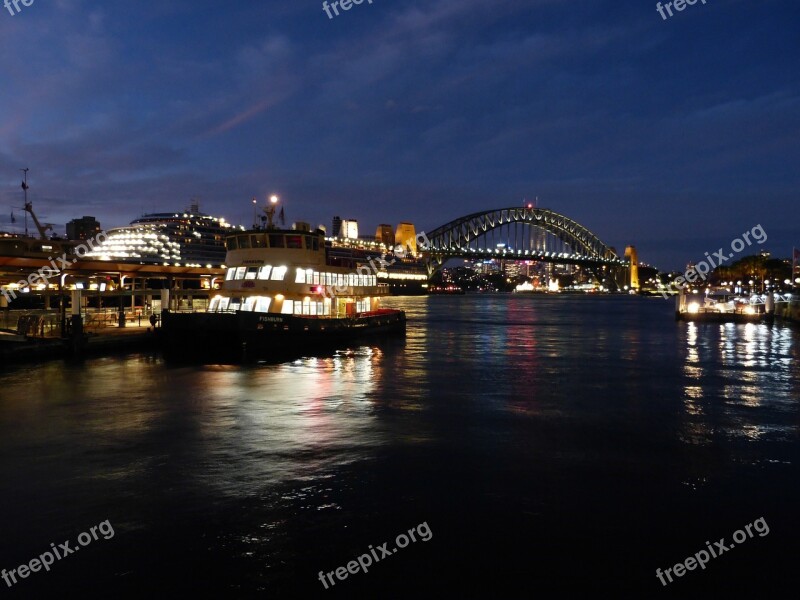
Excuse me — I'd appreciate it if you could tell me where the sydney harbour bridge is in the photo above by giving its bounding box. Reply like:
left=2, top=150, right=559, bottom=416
left=416, top=206, right=636, bottom=289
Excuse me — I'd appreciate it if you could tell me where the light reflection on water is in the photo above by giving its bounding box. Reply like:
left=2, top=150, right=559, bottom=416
left=678, top=319, right=798, bottom=446
left=0, top=294, right=798, bottom=594
left=0, top=296, right=797, bottom=487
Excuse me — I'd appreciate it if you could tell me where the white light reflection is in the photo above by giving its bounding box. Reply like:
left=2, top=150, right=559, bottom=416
left=681, top=321, right=799, bottom=445
left=186, top=347, right=385, bottom=497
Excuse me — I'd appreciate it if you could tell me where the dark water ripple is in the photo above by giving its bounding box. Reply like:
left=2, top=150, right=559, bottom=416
left=0, top=295, right=798, bottom=597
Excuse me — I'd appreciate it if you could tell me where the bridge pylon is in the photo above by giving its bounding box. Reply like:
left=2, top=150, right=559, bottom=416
left=624, top=246, right=639, bottom=291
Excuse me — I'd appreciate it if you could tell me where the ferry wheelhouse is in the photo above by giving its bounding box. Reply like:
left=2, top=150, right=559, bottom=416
left=161, top=199, right=405, bottom=362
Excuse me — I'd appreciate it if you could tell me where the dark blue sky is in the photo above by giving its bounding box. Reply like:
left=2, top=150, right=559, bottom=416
left=1, top=0, right=797, bottom=269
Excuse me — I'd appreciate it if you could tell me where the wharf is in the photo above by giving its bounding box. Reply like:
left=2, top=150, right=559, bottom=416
left=674, top=291, right=794, bottom=325
left=775, top=301, right=800, bottom=325
left=0, top=322, right=158, bottom=364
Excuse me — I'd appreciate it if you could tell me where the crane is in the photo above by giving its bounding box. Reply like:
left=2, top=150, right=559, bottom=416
left=23, top=202, right=53, bottom=240
left=20, top=168, right=53, bottom=240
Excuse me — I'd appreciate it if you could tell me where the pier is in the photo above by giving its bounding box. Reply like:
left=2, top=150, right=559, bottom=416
left=674, top=289, right=794, bottom=323
left=0, top=255, right=223, bottom=360
left=775, top=300, right=800, bottom=325
left=0, top=319, right=158, bottom=363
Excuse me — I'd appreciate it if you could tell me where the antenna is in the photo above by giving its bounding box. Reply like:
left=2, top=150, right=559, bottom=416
left=263, top=195, right=280, bottom=229
left=20, top=168, right=29, bottom=236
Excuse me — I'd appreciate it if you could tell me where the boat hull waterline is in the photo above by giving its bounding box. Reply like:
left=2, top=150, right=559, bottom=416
left=160, top=308, right=406, bottom=363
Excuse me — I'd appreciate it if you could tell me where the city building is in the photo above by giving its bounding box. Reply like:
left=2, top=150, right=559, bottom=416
left=331, top=216, right=342, bottom=238
left=503, top=261, right=525, bottom=279
left=340, top=219, right=359, bottom=240
left=66, top=216, right=101, bottom=241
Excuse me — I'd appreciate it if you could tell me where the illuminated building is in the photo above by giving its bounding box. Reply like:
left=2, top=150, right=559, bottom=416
left=340, top=219, right=359, bottom=240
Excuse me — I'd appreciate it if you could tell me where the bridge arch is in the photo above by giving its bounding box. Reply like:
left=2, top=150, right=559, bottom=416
left=424, top=206, right=620, bottom=262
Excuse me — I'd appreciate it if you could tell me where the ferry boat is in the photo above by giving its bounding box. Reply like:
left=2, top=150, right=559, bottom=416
left=160, top=198, right=406, bottom=362
left=674, top=290, right=775, bottom=323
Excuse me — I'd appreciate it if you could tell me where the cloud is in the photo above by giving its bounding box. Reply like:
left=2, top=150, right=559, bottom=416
left=0, top=0, right=796, bottom=269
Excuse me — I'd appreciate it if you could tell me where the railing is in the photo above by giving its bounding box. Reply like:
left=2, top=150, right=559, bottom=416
left=356, top=309, right=401, bottom=318
left=1, top=307, right=164, bottom=336
left=13, top=313, right=61, bottom=338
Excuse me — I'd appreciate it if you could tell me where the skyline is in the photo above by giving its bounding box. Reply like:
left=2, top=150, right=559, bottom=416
left=1, top=0, right=798, bottom=270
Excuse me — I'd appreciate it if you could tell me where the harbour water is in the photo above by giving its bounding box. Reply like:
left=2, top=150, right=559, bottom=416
left=0, top=295, right=798, bottom=597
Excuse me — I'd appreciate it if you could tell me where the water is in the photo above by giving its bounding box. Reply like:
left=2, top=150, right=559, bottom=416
left=0, top=295, right=798, bottom=598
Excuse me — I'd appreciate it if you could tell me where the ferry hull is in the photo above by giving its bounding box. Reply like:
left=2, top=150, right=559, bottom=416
left=160, top=309, right=405, bottom=363
left=676, top=311, right=773, bottom=324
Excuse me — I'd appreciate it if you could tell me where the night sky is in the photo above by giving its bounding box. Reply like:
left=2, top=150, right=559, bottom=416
left=0, top=0, right=797, bottom=269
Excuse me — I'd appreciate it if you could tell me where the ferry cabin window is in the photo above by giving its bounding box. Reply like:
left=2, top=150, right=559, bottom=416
left=225, top=268, right=236, bottom=281
left=295, top=268, right=306, bottom=284
left=258, top=265, right=272, bottom=280
left=286, top=235, right=303, bottom=249
left=313, top=272, right=320, bottom=285
left=269, top=235, right=285, bottom=248
left=235, top=267, right=247, bottom=280
left=226, top=237, right=238, bottom=250
left=241, top=297, right=255, bottom=311
left=238, top=235, right=250, bottom=249
left=271, top=266, right=287, bottom=281
left=245, top=267, right=258, bottom=280
left=218, top=297, right=230, bottom=311
left=229, top=298, right=242, bottom=311
left=279, top=299, right=327, bottom=316
left=253, top=297, right=272, bottom=313
left=209, top=296, right=221, bottom=311
left=251, top=234, right=267, bottom=248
